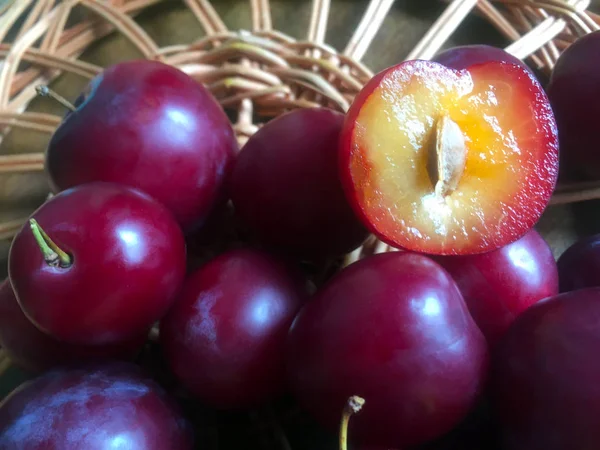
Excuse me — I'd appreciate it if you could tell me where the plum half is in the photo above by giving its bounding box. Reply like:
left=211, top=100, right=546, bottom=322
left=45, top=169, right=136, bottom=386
left=340, top=60, right=558, bottom=255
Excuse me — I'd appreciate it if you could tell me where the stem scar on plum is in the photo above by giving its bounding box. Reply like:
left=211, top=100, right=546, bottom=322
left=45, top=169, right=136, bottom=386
left=339, top=395, right=365, bottom=450
left=427, top=115, right=467, bottom=199
left=29, top=219, right=72, bottom=268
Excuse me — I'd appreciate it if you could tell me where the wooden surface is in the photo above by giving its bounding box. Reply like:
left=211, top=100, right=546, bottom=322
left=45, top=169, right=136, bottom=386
left=0, top=0, right=599, bottom=397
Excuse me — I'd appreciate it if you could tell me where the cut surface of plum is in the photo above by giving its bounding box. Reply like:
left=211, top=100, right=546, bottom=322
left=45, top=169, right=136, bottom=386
left=340, top=60, right=558, bottom=255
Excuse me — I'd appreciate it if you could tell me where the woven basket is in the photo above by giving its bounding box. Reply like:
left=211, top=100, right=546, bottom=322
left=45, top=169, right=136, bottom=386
left=0, top=0, right=598, bottom=407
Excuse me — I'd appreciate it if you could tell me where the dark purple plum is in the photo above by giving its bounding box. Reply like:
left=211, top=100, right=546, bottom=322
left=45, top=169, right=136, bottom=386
left=0, top=362, right=193, bottom=449
left=557, top=233, right=600, bottom=292
left=160, top=248, right=306, bottom=409
left=491, top=288, right=600, bottom=450
left=230, top=107, right=368, bottom=261
left=287, top=252, right=488, bottom=448
left=0, top=280, right=146, bottom=372
left=547, top=30, right=600, bottom=179
left=432, top=229, right=558, bottom=345
left=45, top=60, right=237, bottom=232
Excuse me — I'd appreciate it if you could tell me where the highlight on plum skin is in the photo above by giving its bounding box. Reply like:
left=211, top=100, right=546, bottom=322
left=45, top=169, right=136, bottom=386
left=339, top=59, right=559, bottom=256
left=0, top=363, right=194, bottom=449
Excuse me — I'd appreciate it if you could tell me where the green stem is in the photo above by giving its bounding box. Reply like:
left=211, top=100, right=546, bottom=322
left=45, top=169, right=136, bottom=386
left=339, top=396, right=365, bottom=450
left=29, top=219, right=71, bottom=268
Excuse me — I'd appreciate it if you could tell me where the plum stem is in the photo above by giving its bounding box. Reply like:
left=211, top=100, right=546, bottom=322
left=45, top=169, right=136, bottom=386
left=428, top=115, right=466, bottom=198
left=339, top=395, right=365, bottom=450
left=29, top=219, right=72, bottom=268
left=35, top=85, right=76, bottom=112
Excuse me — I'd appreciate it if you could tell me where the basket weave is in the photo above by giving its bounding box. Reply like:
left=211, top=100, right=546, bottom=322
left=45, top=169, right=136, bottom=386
left=0, top=0, right=598, bottom=377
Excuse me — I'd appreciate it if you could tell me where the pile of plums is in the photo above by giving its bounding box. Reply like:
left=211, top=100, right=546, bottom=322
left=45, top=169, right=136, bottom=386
left=2, top=32, right=600, bottom=450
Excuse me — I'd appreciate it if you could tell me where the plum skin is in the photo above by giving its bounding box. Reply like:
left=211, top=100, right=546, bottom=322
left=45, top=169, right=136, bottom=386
left=556, top=233, right=600, bottom=292
left=0, top=280, right=146, bottom=372
left=230, top=107, right=369, bottom=261
left=431, top=229, right=558, bottom=345
left=546, top=30, right=600, bottom=179
left=45, top=59, right=238, bottom=232
left=0, top=362, right=193, bottom=449
left=8, top=182, right=186, bottom=345
left=160, top=248, right=306, bottom=409
left=491, top=288, right=600, bottom=450
left=433, top=44, right=531, bottom=73
left=286, top=252, right=489, bottom=448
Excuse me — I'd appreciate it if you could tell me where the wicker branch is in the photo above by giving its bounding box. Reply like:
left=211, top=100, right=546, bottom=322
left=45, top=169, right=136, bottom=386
left=477, top=0, right=546, bottom=67
left=0, top=153, right=45, bottom=174
left=308, top=0, right=330, bottom=44
left=0, top=0, right=32, bottom=43
left=185, top=0, right=228, bottom=35
left=15, top=0, right=55, bottom=44
left=251, top=0, right=272, bottom=32
left=506, top=17, right=565, bottom=60
left=0, top=218, right=26, bottom=241
left=551, top=181, right=600, bottom=206
left=344, top=0, right=395, bottom=61
left=407, top=0, right=479, bottom=60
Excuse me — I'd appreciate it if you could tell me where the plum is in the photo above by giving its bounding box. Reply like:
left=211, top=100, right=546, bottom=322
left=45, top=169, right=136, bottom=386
left=546, top=30, right=600, bottom=179
left=230, top=107, right=368, bottom=261
left=9, top=182, right=186, bottom=345
left=286, top=252, right=488, bottom=448
left=160, top=248, right=306, bottom=409
left=0, top=280, right=145, bottom=372
left=0, top=362, right=193, bottom=449
left=45, top=60, right=237, bottom=232
left=432, top=229, right=558, bottom=345
left=557, top=233, right=600, bottom=292
left=491, top=288, right=600, bottom=450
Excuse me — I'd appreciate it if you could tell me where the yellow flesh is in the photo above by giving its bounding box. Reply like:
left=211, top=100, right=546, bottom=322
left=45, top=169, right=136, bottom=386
left=353, top=64, right=534, bottom=253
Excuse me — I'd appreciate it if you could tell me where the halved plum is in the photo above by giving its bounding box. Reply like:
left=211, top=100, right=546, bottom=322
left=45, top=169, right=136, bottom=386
left=340, top=60, right=558, bottom=255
